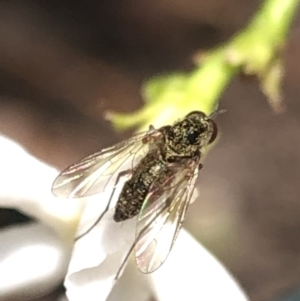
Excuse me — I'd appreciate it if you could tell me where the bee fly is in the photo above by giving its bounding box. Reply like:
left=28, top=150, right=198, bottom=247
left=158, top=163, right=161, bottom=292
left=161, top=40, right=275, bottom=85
left=52, top=111, right=218, bottom=276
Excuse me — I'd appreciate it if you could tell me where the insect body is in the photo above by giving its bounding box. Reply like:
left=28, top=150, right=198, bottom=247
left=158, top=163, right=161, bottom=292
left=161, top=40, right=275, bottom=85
left=52, top=111, right=218, bottom=275
left=114, top=151, right=167, bottom=221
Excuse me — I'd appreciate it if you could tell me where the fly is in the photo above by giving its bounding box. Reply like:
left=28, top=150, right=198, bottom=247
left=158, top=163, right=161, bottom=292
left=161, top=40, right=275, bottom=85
left=52, top=111, right=218, bottom=276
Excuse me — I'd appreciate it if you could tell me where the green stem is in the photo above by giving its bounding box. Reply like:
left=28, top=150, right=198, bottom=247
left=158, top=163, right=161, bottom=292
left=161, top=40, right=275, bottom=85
left=107, top=0, right=300, bottom=132
left=252, top=0, right=299, bottom=41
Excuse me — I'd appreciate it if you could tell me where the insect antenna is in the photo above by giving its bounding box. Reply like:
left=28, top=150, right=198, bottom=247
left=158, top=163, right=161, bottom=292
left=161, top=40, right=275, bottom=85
left=209, top=108, right=226, bottom=119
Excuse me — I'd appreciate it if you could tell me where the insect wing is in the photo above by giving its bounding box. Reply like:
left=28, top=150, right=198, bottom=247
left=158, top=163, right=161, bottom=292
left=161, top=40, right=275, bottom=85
left=134, top=161, right=200, bottom=273
left=52, top=130, right=158, bottom=198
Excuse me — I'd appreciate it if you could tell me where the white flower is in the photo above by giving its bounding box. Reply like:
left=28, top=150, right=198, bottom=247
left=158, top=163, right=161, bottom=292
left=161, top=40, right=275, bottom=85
left=0, top=135, right=249, bottom=301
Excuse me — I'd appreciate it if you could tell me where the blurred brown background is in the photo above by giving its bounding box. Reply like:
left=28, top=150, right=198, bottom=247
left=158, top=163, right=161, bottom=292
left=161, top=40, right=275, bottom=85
left=1, top=0, right=300, bottom=300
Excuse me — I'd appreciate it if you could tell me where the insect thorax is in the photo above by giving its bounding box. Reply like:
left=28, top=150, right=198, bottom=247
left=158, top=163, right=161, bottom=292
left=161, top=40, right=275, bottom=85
left=161, top=112, right=214, bottom=162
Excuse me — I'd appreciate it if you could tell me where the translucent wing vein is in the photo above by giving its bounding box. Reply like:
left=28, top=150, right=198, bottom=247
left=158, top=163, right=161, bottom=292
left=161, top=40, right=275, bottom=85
left=52, top=131, right=156, bottom=198
left=135, top=160, right=200, bottom=273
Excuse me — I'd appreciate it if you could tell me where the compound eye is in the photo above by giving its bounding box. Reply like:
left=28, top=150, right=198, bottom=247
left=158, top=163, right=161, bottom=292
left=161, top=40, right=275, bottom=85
left=208, top=120, right=218, bottom=144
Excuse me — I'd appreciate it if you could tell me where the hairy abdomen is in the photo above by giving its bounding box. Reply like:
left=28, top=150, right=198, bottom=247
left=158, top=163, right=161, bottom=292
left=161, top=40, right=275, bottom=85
left=114, top=153, right=163, bottom=222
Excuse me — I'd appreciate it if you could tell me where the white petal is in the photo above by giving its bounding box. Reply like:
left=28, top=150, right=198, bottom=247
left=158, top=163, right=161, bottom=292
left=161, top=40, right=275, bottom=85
left=0, top=136, right=247, bottom=301
left=148, top=229, right=249, bottom=301
left=0, top=223, right=70, bottom=300
left=0, top=135, right=82, bottom=237
left=107, top=256, right=151, bottom=301
left=0, top=135, right=139, bottom=301
left=63, top=159, right=246, bottom=301
left=65, top=199, right=137, bottom=301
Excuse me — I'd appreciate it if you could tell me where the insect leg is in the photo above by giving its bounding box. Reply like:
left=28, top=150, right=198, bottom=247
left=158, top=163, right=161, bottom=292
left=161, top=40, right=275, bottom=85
left=115, top=238, right=136, bottom=280
left=75, top=169, right=132, bottom=242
